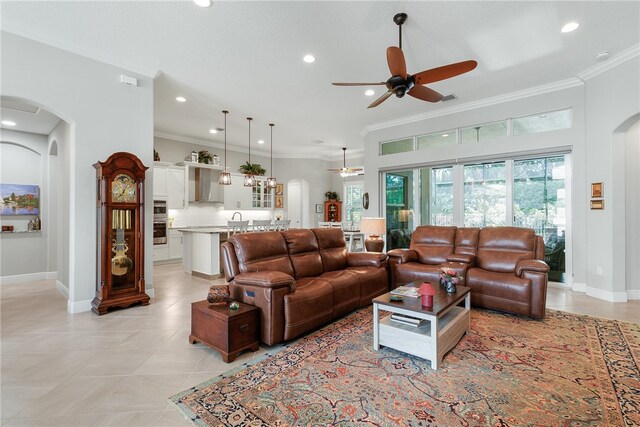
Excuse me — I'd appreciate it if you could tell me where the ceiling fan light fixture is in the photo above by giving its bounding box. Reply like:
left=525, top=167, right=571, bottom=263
left=218, top=110, right=231, bottom=185
left=209, top=129, right=217, bottom=134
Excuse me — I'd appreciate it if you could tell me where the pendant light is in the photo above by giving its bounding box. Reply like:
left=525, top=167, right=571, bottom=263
left=266, top=123, right=277, bottom=188
left=218, top=110, right=231, bottom=185
left=243, top=117, right=256, bottom=187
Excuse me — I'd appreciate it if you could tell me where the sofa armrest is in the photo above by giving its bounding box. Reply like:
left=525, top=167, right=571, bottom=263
left=446, top=253, right=475, bottom=264
left=387, top=249, right=418, bottom=264
left=347, top=252, right=388, bottom=268
left=515, top=259, right=550, bottom=277
left=233, top=271, right=296, bottom=292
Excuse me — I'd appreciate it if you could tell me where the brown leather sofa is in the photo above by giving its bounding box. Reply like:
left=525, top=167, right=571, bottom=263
left=388, top=226, right=549, bottom=318
left=221, top=228, right=388, bottom=345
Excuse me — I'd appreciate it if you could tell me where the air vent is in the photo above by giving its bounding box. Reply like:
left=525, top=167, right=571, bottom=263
left=442, top=94, right=457, bottom=102
left=311, top=139, right=325, bottom=144
left=0, top=100, right=40, bottom=114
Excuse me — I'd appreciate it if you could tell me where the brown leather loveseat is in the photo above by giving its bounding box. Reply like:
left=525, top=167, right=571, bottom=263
left=221, top=228, right=388, bottom=345
left=388, top=226, right=549, bottom=318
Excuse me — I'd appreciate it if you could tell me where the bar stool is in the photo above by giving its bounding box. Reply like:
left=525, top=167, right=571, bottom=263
left=252, top=219, right=272, bottom=231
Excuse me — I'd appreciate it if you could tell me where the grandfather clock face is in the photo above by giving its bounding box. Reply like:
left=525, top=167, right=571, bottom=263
left=111, top=173, right=136, bottom=203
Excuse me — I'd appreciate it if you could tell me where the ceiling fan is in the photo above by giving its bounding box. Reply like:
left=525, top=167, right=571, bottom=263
left=332, top=13, right=478, bottom=109
left=327, top=147, right=364, bottom=177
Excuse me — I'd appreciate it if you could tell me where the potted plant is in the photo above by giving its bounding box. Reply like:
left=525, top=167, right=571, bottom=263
left=198, top=150, right=213, bottom=164
left=239, top=161, right=266, bottom=176
left=325, top=191, right=339, bottom=201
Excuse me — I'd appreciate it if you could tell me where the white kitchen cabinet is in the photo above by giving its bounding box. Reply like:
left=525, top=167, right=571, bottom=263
left=153, top=245, right=169, bottom=262
left=167, top=166, right=185, bottom=209
left=153, top=162, right=169, bottom=197
left=168, top=229, right=183, bottom=260
left=223, top=174, right=273, bottom=210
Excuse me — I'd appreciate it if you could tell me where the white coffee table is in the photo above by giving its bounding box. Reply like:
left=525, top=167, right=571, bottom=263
left=372, top=283, right=470, bottom=369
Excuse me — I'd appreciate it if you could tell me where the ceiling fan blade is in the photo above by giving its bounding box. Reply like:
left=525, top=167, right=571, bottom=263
left=332, top=82, right=387, bottom=86
left=367, top=90, right=393, bottom=108
left=386, top=46, right=407, bottom=78
left=413, top=60, right=478, bottom=85
left=408, top=85, right=444, bottom=103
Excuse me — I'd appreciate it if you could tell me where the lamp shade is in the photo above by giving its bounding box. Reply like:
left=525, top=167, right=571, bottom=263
left=360, top=217, right=386, bottom=238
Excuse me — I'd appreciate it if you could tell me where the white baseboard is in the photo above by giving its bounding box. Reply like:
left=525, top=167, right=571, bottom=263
left=146, top=288, right=155, bottom=299
left=572, top=282, right=587, bottom=293
left=627, top=289, right=640, bottom=300
left=0, top=271, right=57, bottom=285
left=586, top=286, right=628, bottom=302
left=548, top=281, right=570, bottom=289
left=67, top=299, right=92, bottom=313
left=56, top=280, right=69, bottom=298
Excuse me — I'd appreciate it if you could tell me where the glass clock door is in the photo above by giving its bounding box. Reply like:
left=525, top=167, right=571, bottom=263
left=111, top=208, right=136, bottom=291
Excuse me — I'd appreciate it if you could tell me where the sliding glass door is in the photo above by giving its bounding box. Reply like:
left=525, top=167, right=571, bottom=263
left=383, top=154, right=569, bottom=283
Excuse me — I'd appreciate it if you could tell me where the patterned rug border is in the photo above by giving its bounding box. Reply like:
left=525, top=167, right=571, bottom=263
left=169, top=308, right=640, bottom=426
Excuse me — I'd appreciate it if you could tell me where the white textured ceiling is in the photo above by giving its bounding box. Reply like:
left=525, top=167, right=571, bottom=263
left=2, top=1, right=639, bottom=159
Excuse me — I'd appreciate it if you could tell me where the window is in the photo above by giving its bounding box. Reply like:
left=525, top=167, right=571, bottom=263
left=460, top=121, right=508, bottom=144
left=513, top=109, right=571, bottom=136
left=430, top=167, right=454, bottom=225
left=417, top=130, right=455, bottom=150
left=343, top=181, right=364, bottom=228
left=380, top=138, right=413, bottom=155
left=463, top=162, right=506, bottom=226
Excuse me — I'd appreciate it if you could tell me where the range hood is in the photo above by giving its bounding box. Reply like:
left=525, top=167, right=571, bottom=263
left=192, top=168, right=223, bottom=203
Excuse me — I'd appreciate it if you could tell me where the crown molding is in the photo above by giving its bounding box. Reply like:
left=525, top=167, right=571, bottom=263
left=1, top=27, right=161, bottom=79
left=361, top=78, right=583, bottom=136
left=577, top=44, right=640, bottom=81
left=154, top=131, right=346, bottom=160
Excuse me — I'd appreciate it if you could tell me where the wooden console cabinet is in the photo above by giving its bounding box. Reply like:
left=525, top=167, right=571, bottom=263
left=324, top=200, right=342, bottom=222
left=189, top=300, right=260, bottom=362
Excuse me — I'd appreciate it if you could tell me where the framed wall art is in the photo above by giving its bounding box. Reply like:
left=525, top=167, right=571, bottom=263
left=275, top=195, right=283, bottom=209
left=315, top=204, right=323, bottom=214
left=0, top=183, right=40, bottom=215
left=590, top=200, right=604, bottom=210
left=591, top=182, right=603, bottom=198
left=275, top=183, right=283, bottom=195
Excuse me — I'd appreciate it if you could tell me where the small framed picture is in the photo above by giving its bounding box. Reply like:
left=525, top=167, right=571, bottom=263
left=275, top=183, right=284, bottom=195
left=315, top=204, right=323, bottom=214
left=275, top=195, right=283, bottom=209
left=591, top=182, right=603, bottom=198
left=590, top=199, right=604, bottom=210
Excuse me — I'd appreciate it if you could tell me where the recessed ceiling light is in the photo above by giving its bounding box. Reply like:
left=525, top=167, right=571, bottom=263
left=303, top=54, right=316, bottom=63
left=561, top=22, right=579, bottom=33
left=209, top=129, right=218, bottom=134
left=193, top=0, right=212, bottom=7
left=595, top=51, right=611, bottom=62
left=176, top=96, right=186, bottom=102
left=1, top=120, right=16, bottom=126
left=442, top=133, right=449, bottom=137
left=365, top=89, right=375, bottom=96
left=257, top=139, right=265, bottom=144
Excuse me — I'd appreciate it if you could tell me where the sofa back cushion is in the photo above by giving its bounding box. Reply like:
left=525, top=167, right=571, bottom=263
left=410, top=226, right=457, bottom=264
left=229, top=231, right=295, bottom=276
left=455, top=227, right=480, bottom=256
left=312, top=228, right=348, bottom=272
left=476, top=227, right=536, bottom=273
left=282, top=229, right=324, bottom=279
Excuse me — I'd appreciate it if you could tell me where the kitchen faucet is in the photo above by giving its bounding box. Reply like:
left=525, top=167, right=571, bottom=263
left=231, top=212, right=242, bottom=221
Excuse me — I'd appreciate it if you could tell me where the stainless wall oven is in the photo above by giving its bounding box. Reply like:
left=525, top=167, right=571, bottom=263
left=153, top=200, right=168, bottom=245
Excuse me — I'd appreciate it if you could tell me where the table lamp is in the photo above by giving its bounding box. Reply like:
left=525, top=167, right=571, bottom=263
left=360, top=217, right=386, bottom=252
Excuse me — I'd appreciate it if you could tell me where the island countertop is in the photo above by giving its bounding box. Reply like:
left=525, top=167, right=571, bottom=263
left=176, top=227, right=228, bottom=234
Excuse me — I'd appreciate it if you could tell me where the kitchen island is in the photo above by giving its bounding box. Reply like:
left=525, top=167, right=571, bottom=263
left=177, top=227, right=228, bottom=279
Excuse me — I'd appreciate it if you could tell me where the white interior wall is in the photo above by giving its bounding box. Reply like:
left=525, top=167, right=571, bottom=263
left=0, top=130, right=48, bottom=278
left=2, top=32, right=154, bottom=312
left=625, top=119, right=640, bottom=297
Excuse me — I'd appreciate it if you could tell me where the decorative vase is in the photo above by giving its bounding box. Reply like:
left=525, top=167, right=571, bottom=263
left=421, top=294, right=433, bottom=307
left=445, top=280, right=456, bottom=293
left=207, top=285, right=230, bottom=305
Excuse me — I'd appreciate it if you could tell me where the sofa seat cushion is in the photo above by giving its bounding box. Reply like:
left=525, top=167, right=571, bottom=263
left=394, top=262, right=443, bottom=286
left=466, top=268, right=532, bottom=316
left=283, top=278, right=333, bottom=341
left=318, top=270, right=360, bottom=318
left=345, top=266, right=389, bottom=306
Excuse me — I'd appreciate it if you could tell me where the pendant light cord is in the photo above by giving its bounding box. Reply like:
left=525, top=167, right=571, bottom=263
left=269, top=123, right=274, bottom=175
left=222, top=110, right=228, bottom=170
left=247, top=117, right=252, bottom=164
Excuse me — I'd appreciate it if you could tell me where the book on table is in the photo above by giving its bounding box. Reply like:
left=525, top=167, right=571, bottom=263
left=390, top=286, right=420, bottom=298
left=390, top=313, right=426, bottom=327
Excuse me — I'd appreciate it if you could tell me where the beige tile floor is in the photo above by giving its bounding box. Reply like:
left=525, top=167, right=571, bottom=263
left=1, top=263, right=639, bottom=426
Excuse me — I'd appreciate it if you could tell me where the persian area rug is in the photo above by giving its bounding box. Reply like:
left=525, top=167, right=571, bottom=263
left=170, top=308, right=640, bottom=426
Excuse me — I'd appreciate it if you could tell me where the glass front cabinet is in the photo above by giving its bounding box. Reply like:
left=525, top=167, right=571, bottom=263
left=93, top=152, right=149, bottom=315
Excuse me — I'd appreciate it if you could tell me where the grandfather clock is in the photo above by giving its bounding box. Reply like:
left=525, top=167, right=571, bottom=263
left=93, top=152, right=149, bottom=315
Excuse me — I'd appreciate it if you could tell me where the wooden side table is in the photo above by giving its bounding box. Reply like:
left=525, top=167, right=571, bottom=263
left=189, top=300, right=260, bottom=363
